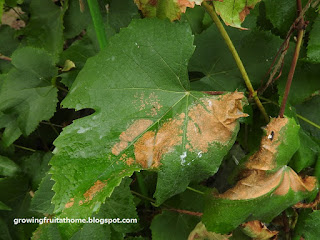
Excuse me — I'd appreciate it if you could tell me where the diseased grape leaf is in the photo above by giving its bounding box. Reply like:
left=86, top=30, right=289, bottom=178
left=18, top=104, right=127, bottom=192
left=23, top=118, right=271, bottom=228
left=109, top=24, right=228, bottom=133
left=213, top=0, right=261, bottom=29
left=202, top=166, right=318, bottom=234
left=307, top=15, right=320, bottom=63
left=32, top=223, right=62, bottom=240
left=241, top=220, right=278, bottom=240
left=244, top=117, right=300, bottom=172
left=0, top=47, right=58, bottom=146
left=50, top=19, right=247, bottom=230
left=188, top=222, right=230, bottom=240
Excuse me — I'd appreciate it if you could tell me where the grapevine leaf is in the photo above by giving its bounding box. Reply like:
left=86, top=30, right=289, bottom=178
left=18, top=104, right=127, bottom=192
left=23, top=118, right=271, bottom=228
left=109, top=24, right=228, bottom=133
left=263, top=0, right=296, bottom=34
left=188, top=222, right=230, bottom=240
left=50, top=18, right=247, bottom=227
left=0, top=201, right=11, bottom=210
left=180, top=5, right=205, bottom=34
left=293, top=210, right=320, bottom=240
left=202, top=166, right=318, bottom=234
left=296, top=96, right=320, bottom=140
left=188, top=24, right=283, bottom=91
left=30, top=173, right=55, bottom=215
left=151, top=211, right=199, bottom=240
left=0, top=155, right=19, bottom=177
left=213, top=0, right=261, bottom=29
left=0, top=26, right=19, bottom=74
left=307, top=15, right=320, bottom=63
left=0, top=218, right=11, bottom=240
left=277, top=62, right=320, bottom=105
left=32, top=224, right=62, bottom=240
left=240, top=220, right=278, bottom=240
left=0, top=0, right=4, bottom=24
left=0, top=47, right=58, bottom=146
left=21, top=0, right=66, bottom=61
left=290, top=129, right=320, bottom=172
left=69, top=223, right=111, bottom=240
left=244, top=117, right=300, bottom=172
left=134, top=0, right=202, bottom=21
left=59, top=37, right=98, bottom=88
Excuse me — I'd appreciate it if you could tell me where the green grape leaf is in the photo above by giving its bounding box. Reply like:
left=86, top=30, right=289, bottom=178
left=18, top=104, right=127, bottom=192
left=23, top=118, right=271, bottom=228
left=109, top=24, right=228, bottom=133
left=0, top=218, right=11, bottom=240
left=293, top=210, right=320, bottom=240
left=151, top=211, right=199, bottom=240
left=290, top=129, right=320, bottom=172
left=307, top=15, right=320, bottom=63
left=59, top=37, right=98, bottom=88
left=21, top=152, right=52, bottom=190
left=277, top=62, right=320, bottom=105
left=50, top=19, right=247, bottom=226
left=202, top=166, right=318, bottom=234
left=0, top=26, right=19, bottom=74
left=188, top=24, right=283, bottom=91
left=32, top=224, right=62, bottom=240
left=180, top=5, right=205, bottom=34
left=296, top=96, right=320, bottom=140
left=0, top=47, right=58, bottom=146
left=213, top=0, right=261, bottom=29
left=21, top=0, right=66, bottom=61
left=0, top=155, right=20, bottom=177
left=30, top=173, right=55, bottom=215
left=69, top=223, right=111, bottom=240
left=263, top=0, right=296, bottom=35
left=0, top=201, right=11, bottom=210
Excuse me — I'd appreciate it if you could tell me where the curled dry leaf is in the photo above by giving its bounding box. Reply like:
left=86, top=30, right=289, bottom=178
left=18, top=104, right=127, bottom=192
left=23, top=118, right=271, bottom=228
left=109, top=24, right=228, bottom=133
left=134, top=0, right=204, bottom=21
left=245, top=117, right=300, bottom=172
left=241, top=220, right=278, bottom=240
left=219, top=167, right=317, bottom=200
left=188, top=222, right=231, bottom=240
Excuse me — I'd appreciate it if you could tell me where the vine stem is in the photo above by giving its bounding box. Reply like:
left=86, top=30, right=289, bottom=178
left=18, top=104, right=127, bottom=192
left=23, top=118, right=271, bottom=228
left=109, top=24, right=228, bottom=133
left=202, top=2, right=269, bottom=123
left=279, top=0, right=305, bottom=117
left=87, top=0, right=107, bottom=50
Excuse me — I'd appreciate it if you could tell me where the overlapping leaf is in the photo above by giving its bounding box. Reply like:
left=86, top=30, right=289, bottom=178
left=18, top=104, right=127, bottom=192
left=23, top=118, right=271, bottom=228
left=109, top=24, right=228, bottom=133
left=213, top=0, right=261, bottom=29
left=202, top=117, right=318, bottom=233
left=0, top=47, right=58, bottom=146
left=50, top=19, right=248, bottom=225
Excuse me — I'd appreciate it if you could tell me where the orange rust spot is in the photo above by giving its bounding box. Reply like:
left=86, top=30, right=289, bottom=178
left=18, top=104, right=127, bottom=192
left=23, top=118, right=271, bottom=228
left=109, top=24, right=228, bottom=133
left=126, top=157, right=134, bottom=166
left=275, top=168, right=317, bottom=196
left=219, top=169, right=283, bottom=200
left=112, top=119, right=153, bottom=156
left=134, top=92, right=162, bottom=117
left=246, top=117, right=288, bottom=171
left=134, top=116, right=184, bottom=168
left=83, top=180, right=107, bottom=203
left=187, top=92, right=248, bottom=153
left=65, top=198, right=74, bottom=208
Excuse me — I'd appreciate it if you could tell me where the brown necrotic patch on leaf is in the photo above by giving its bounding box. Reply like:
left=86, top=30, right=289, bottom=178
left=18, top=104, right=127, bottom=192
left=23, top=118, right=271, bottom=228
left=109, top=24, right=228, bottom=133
left=112, top=119, right=153, bottom=156
left=274, top=168, right=317, bottom=196
left=219, top=169, right=283, bottom=200
left=245, top=117, right=288, bottom=171
left=241, top=220, right=278, bottom=240
left=82, top=180, right=107, bottom=203
left=65, top=198, right=74, bottom=209
left=187, top=92, right=247, bottom=153
left=134, top=114, right=185, bottom=168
